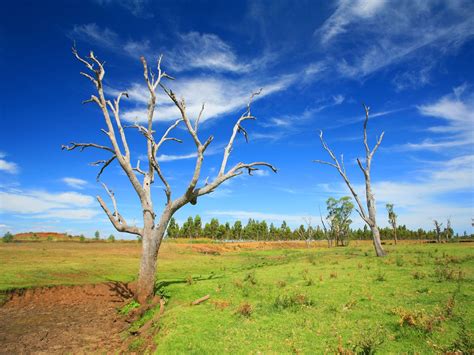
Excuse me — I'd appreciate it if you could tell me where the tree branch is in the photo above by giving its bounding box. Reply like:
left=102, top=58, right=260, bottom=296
left=62, top=142, right=114, bottom=153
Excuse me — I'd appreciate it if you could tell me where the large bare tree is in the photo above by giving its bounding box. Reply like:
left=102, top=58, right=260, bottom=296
left=63, top=48, right=276, bottom=302
left=314, top=104, right=386, bottom=257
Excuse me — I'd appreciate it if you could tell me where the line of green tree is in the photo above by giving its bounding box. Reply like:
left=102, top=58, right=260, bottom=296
left=166, top=215, right=470, bottom=242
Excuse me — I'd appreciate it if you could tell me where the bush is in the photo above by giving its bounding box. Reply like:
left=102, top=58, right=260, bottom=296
left=434, top=265, right=464, bottom=282
left=274, top=293, right=313, bottom=310
left=2, top=232, right=13, bottom=243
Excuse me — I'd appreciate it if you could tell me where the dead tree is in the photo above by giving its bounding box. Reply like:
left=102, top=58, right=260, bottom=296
left=386, top=203, right=398, bottom=245
left=314, top=104, right=386, bottom=257
left=444, top=219, right=453, bottom=242
left=302, top=216, right=315, bottom=248
left=434, top=220, right=443, bottom=243
left=64, top=48, right=276, bottom=303
left=319, top=206, right=332, bottom=248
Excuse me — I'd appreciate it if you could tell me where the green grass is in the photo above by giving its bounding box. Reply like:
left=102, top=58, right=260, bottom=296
left=0, top=241, right=473, bottom=353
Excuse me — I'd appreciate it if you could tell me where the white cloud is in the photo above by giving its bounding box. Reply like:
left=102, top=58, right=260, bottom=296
left=316, top=2, right=474, bottom=79
left=157, top=152, right=198, bottom=162
left=0, top=154, right=19, bottom=174
left=317, top=0, right=387, bottom=44
left=252, top=170, right=269, bottom=177
left=120, top=74, right=295, bottom=123
left=265, top=95, right=345, bottom=128
left=400, top=86, right=474, bottom=151
left=166, top=32, right=250, bottom=73
left=71, top=23, right=119, bottom=48
left=62, top=177, right=88, bottom=189
left=0, top=190, right=97, bottom=219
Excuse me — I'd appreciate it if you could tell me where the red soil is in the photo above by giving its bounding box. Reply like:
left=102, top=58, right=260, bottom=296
left=0, top=282, right=133, bottom=353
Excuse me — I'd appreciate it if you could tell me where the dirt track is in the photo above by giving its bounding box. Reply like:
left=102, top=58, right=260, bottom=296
left=0, top=282, right=133, bottom=354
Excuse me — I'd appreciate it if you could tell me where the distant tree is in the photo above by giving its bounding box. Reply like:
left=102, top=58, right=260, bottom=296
left=386, top=203, right=398, bottom=245
left=279, top=221, right=292, bottom=240
left=444, top=219, right=453, bottom=242
left=94, top=230, right=100, bottom=240
left=225, top=223, right=232, bottom=239
left=232, top=220, right=243, bottom=240
left=194, top=215, right=202, bottom=238
left=269, top=223, right=278, bottom=240
left=166, top=217, right=179, bottom=238
left=326, top=196, right=354, bottom=246
left=302, top=216, right=315, bottom=247
left=2, top=232, right=14, bottom=243
left=315, top=104, right=386, bottom=256
left=433, top=220, right=443, bottom=243
left=182, top=217, right=195, bottom=239
left=79, top=234, right=86, bottom=242
left=108, top=234, right=115, bottom=242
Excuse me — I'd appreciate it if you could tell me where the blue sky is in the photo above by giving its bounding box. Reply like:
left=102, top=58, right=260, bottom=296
left=0, top=0, right=473, bottom=237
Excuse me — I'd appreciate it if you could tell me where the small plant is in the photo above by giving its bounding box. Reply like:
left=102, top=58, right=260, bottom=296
left=352, top=325, right=385, bottom=354
left=119, top=299, right=140, bottom=315
left=330, top=271, right=338, bottom=279
left=393, top=307, right=444, bottom=333
left=236, top=302, right=253, bottom=317
left=274, top=293, right=313, bottom=310
left=244, top=272, right=257, bottom=285
left=128, top=338, right=145, bottom=351
left=186, top=275, right=194, bottom=285
left=374, top=271, right=386, bottom=282
left=357, top=262, right=363, bottom=269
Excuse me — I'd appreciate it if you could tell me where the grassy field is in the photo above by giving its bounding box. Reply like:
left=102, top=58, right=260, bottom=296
left=0, top=240, right=472, bottom=353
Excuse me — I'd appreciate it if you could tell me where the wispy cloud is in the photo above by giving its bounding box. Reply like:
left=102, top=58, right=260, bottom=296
left=399, top=85, right=474, bottom=151
left=317, top=0, right=387, bottom=44
left=70, top=23, right=119, bottom=49
left=166, top=32, right=255, bottom=73
left=119, top=74, right=295, bottom=123
left=0, top=152, right=19, bottom=174
left=262, top=95, right=345, bottom=130
left=90, top=0, right=152, bottom=18
left=315, top=1, right=474, bottom=80
left=0, top=189, right=98, bottom=220
left=62, top=177, right=88, bottom=189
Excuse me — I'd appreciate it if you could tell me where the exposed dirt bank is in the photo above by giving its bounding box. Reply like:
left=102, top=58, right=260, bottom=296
left=0, top=282, right=133, bottom=354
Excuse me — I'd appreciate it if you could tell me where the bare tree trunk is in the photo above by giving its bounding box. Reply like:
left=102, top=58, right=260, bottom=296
left=137, top=230, right=160, bottom=303
left=370, top=224, right=385, bottom=257
left=366, top=178, right=386, bottom=256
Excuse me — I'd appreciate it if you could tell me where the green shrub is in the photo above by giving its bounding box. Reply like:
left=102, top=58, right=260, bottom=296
left=2, top=232, right=13, bottom=243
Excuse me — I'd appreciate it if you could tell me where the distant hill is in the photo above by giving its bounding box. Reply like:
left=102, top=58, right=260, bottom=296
left=12, top=232, right=80, bottom=242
